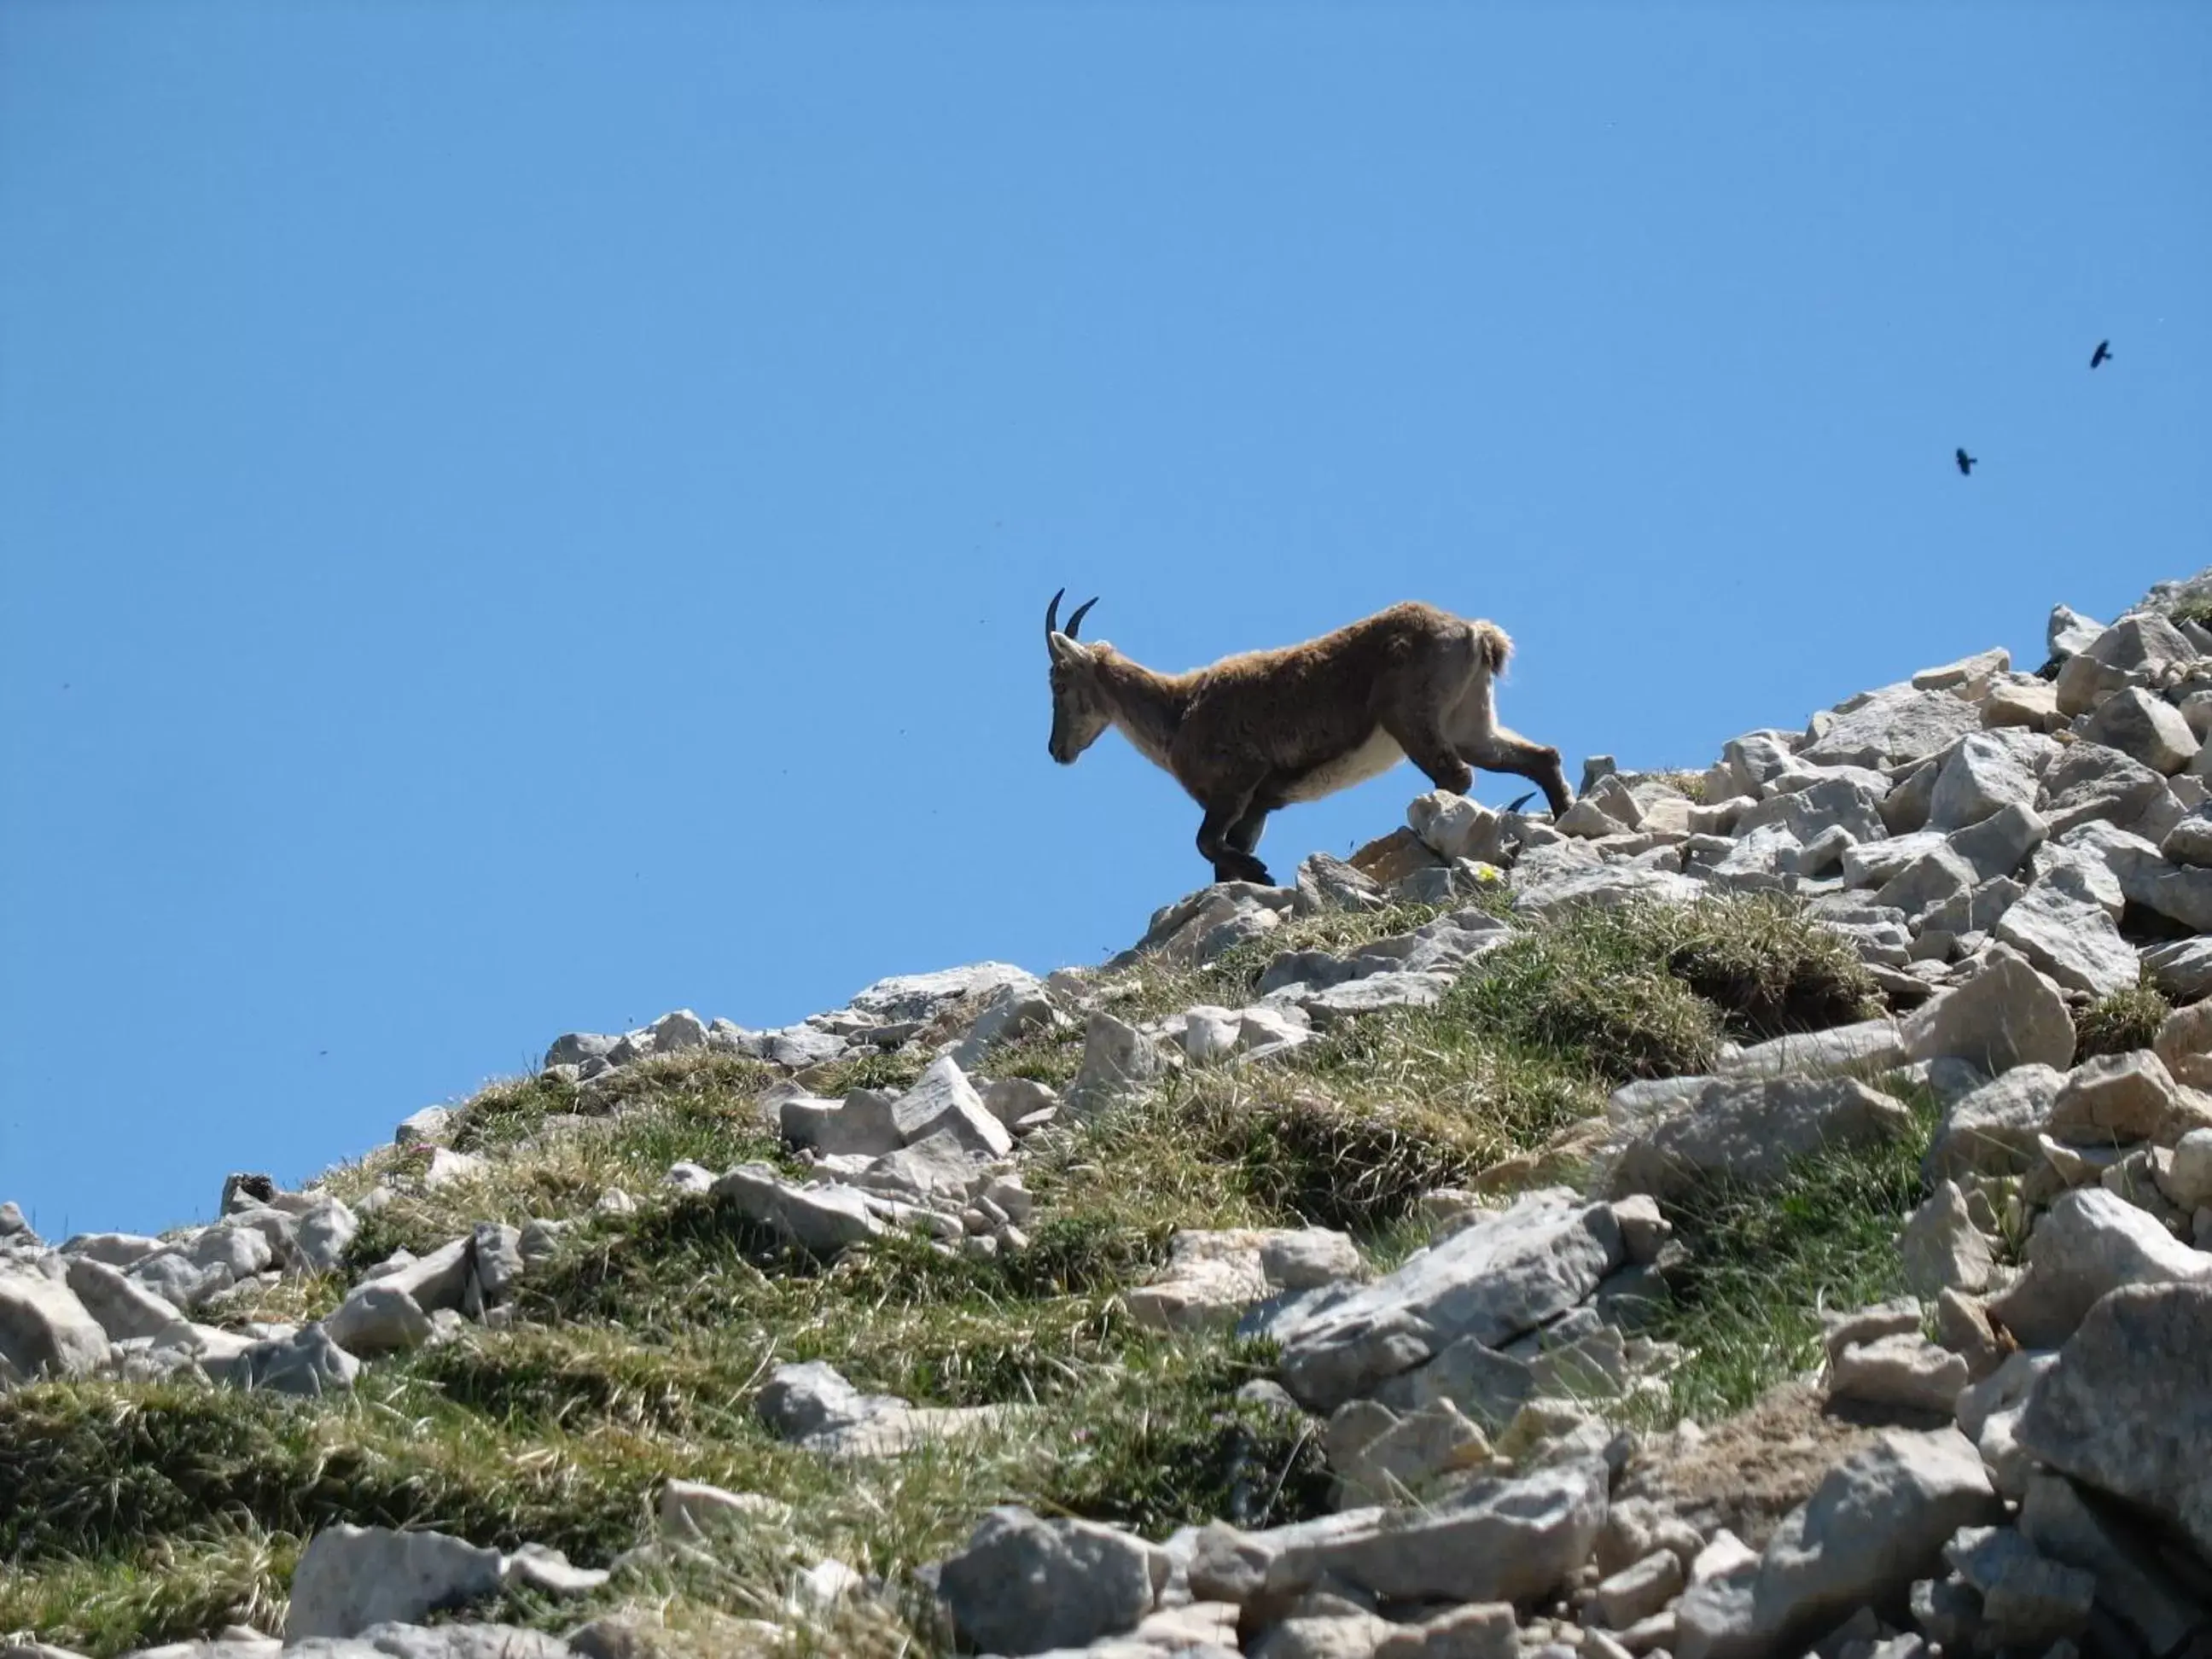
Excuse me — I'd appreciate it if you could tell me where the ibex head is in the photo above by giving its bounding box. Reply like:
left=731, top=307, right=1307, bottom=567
left=1045, top=587, right=1108, bottom=763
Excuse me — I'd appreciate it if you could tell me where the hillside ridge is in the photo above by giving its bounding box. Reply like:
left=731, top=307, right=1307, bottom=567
left=5, top=569, right=2212, bottom=1659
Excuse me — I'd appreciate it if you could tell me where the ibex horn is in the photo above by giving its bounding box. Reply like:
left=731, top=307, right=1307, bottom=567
left=1045, top=588, right=1065, bottom=636
left=1065, top=596, right=1097, bottom=637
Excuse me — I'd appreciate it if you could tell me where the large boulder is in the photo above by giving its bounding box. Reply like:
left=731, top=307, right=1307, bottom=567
left=2154, top=998, right=2212, bottom=1090
left=1511, top=862, right=1703, bottom=917
left=2017, top=1473, right=2210, bottom=1656
left=285, top=1524, right=506, bottom=1639
left=375, top=1237, right=473, bottom=1314
left=1713, top=1020, right=1903, bottom=1082
left=2015, top=1283, right=2212, bottom=1561
left=2039, top=743, right=2167, bottom=836
left=934, top=1505, right=1163, bottom=1656
left=2100, top=833, right=2212, bottom=933
left=1596, top=1078, right=1914, bottom=1204
left=1986, top=1188, right=2212, bottom=1348
left=1897, top=1181, right=1995, bottom=1299
left=1899, top=950, right=2075, bottom=1074
left=2054, top=614, right=2195, bottom=717
left=2045, top=1050, right=2212, bottom=1146
left=2145, top=936, right=2212, bottom=1001
left=889, top=1057, right=1012, bottom=1157
left=711, top=1166, right=884, bottom=1254
left=1802, top=685, right=1983, bottom=771
left=1407, top=792, right=1510, bottom=865
left=294, top=1195, right=360, bottom=1272
left=0, top=1270, right=110, bottom=1378
left=1925, top=1063, right=2064, bottom=1181
left=1274, top=1190, right=1623, bottom=1412
left=325, top=1283, right=434, bottom=1357
left=1118, top=883, right=1295, bottom=965
left=1068, top=1012, right=1177, bottom=1114
left=2077, top=687, right=2202, bottom=774
left=62, top=1255, right=191, bottom=1343
left=1126, top=1228, right=1361, bottom=1333
left=1676, top=1429, right=2002, bottom=1659
left=241, top=1324, right=363, bottom=1397
left=1993, top=883, right=2139, bottom=998
left=2047, top=604, right=2106, bottom=661
left=754, top=1360, right=909, bottom=1446
left=845, top=963, right=1040, bottom=1027
left=1929, top=735, right=2040, bottom=831
left=779, top=1088, right=903, bottom=1158
left=1262, top=1458, right=1609, bottom=1606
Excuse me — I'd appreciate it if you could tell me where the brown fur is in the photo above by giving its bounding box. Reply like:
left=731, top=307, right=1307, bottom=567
left=1046, top=599, right=1571, bottom=885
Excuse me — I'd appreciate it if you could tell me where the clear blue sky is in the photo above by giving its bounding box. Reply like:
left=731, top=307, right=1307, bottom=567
left=4, top=3, right=2207, bottom=1237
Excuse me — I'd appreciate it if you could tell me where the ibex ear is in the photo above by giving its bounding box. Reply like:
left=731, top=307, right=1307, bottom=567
left=1046, top=632, right=1090, bottom=668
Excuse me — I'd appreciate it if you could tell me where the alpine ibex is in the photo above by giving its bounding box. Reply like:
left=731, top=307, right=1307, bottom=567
left=1043, top=591, right=1572, bottom=886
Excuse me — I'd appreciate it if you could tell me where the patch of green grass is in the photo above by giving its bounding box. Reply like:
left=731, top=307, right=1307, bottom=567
left=1177, top=1058, right=1594, bottom=1231
left=514, top=1197, right=1170, bottom=1408
left=1185, top=1083, right=1502, bottom=1231
left=0, top=1321, right=1322, bottom=1656
left=1644, top=769, right=1710, bottom=803
left=800, top=1047, right=930, bottom=1097
left=2169, top=595, right=2212, bottom=630
left=1656, top=897, right=1883, bottom=1041
left=1421, top=896, right=1877, bottom=1082
left=0, top=1528, right=293, bottom=1659
left=978, top=1022, right=1088, bottom=1089
left=447, top=1073, right=581, bottom=1153
left=341, top=1062, right=795, bottom=1268
left=0, top=870, right=1943, bottom=1659
left=1043, top=1341, right=1329, bottom=1534
left=402, top=1325, right=759, bottom=1441
left=1031, top=901, right=1869, bottom=1236
left=2074, top=977, right=2171, bottom=1059
left=1456, top=911, right=1721, bottom=1082
left=1650, top=1098, right=1937, bottom=1422
left=0, top=1377, right=655, bottom=1567
left=201, top=1269, right=346, bottom=1334
left=1052, top=899, right=1868, bottom=1237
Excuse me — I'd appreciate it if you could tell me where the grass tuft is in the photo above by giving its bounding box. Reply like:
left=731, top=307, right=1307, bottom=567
left=0, top=1528, right=293, bottom=1659
left=1458, top=911, right=1721, bottom=1081
left=2073, top=977, right=2171, bottom=1059
left=1656, top=897, right=1883, bottom=1040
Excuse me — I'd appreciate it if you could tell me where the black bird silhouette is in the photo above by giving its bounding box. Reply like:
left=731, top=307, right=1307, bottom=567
left=1956, top=448, right=1977, bottom=476
left=2091, top=339, right=2112, bottom=369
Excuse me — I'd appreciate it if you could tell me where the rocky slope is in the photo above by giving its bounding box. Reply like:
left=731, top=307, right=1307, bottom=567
left=7, top=573, right=2212, bottom=1659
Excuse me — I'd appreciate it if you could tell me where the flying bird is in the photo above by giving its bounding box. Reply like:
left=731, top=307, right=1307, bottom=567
left=1956, top=449, right=1977, bottom=476
left=2090, top=339, right=2112, bottom=369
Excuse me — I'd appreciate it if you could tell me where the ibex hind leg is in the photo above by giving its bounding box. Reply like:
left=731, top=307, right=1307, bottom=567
left=1463, top=725, right=1572, bottom=817
left=1226, top=800, right=1272, bottom=857
left=1380, top=712, right=1476, bottom=798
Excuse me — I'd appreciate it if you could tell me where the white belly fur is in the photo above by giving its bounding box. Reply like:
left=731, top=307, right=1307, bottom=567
left=1279, top=727, right=1405, bottom=803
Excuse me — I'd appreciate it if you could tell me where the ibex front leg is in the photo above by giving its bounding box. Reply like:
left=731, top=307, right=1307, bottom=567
left=1196, top=780, right=1274, bottom=887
